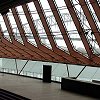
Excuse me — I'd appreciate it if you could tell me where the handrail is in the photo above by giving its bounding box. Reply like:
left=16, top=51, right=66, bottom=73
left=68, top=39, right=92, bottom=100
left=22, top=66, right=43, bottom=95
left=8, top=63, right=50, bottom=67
left=0, top=67, right=62, bottom=82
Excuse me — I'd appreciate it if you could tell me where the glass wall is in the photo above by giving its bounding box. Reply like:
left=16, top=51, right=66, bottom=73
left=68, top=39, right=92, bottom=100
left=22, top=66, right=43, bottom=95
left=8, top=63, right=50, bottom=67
left=0, top=58, right=100, bottom=82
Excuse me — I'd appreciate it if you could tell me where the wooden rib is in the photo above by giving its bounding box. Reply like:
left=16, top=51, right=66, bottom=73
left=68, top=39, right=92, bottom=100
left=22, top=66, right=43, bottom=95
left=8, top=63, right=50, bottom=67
left=33, top=0, right=79, bottom=64
left=0, top=18, right=45, bottom=61
left=22, top=4, right=68, bottom=63
left=3, top=15, right=35, bottom=58
left=78, top=0, right=100, bottom=47
left=47, top=0, right=94, bottom=65
left=64, top=0, right=100, bottom=65
left=89, top=0, right=100, bottom=21
left=11, top=8, right=55, bottom=61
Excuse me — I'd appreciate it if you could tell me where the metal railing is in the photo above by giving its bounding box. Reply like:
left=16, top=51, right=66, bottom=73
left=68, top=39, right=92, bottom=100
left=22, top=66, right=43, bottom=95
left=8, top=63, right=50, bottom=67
left=0, top=68, right=62, bottom=82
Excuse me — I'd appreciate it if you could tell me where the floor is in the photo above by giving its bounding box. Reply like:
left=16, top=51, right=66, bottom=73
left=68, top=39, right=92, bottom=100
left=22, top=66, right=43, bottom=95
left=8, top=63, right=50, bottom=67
left=0, top=73, right=98, bottom=100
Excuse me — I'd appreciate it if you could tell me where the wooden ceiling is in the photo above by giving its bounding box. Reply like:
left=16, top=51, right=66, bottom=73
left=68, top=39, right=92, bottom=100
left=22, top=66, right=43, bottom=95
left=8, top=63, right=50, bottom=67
left=0, top=0, right=100, bottom=67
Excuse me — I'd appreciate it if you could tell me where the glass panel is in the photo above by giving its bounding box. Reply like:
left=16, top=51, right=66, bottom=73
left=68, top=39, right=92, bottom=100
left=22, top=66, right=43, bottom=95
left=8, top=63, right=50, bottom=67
left=1, top=58, right=100, bottom=82
left=86, top=31, right=100, bottom=55
left=16, top=6, right=37, bottom=46
left=53, top=0, right=87, bottom=55
left=83, top=0, right=100, bottom=55
left=92, top=68, right=100, bottom=80
left=72, top=0, right=91, bottom=29
left=7, top=10, right=23, bottom=44
left=0, top=14, right=11, bottom=41
left=97, top=0, right=100, bottom=6
left=70, top=0, right=100, bottom=55
left=51, top=63, right=68, bottom=78
left=15, top=59, right=28, bottom=73
left=68, top=64, right=84, bottom=78
left=39, top=0, right=68, bottom=51
left=72, top=0, right=100, bottom=55
left=78, top=66, right=98, bottom=81
left=69, top=32, right=87, bottom=55
left=27, top=2, right=52, bottom=48
left=2, top=58, right=16, bottom=73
